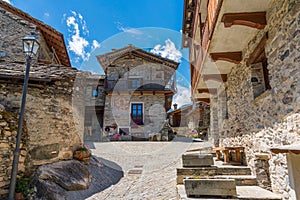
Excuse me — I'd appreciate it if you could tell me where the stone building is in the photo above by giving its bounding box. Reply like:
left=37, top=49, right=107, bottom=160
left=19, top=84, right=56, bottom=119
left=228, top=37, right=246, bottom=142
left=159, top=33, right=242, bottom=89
left=168, top=104, right=192, bottom=127
left=182, top=0, right=299, bottom=198
left=185, top=102, right=210, bottom=134
left=97, top=45, right=179, bottom=140
left=0, top=1, right=91, bottom=195
left=83, top=74, right=105, bottom=142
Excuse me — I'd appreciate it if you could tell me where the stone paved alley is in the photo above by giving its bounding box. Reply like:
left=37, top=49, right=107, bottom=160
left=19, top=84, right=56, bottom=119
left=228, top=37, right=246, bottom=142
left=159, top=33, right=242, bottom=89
left=86, top=137, right=212, bottom=200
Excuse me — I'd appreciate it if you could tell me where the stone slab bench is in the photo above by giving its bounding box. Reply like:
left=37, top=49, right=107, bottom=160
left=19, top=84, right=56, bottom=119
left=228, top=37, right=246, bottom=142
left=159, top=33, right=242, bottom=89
left=182, top=153, right=214, bottom=167
left=214, top=146, right=245, bottom=164
left=184, top=178, right=237, bottom=197
left=176, top=166, right=252, bottom=184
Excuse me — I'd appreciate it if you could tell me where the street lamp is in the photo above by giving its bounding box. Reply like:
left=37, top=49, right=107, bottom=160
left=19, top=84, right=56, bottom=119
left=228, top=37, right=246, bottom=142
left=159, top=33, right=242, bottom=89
left=8, top=32, right=39, bottom=200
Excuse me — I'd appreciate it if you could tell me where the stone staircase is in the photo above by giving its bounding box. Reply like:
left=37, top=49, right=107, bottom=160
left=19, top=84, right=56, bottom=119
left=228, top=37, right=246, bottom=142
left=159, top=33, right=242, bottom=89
left=176, top=150, right=282, bottom=200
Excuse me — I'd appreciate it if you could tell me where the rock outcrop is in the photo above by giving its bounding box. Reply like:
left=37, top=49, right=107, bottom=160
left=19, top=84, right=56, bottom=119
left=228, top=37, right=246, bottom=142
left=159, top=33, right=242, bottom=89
left=32, top=157, right=123, bottom=200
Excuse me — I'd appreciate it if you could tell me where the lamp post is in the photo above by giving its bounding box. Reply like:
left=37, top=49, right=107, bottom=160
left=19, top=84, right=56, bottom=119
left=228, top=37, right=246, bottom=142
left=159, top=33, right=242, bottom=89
left=8, top=32, right=39, bottom=200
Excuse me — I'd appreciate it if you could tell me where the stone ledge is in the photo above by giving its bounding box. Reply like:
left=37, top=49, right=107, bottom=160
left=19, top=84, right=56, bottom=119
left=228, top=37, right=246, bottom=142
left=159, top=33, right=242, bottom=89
left=176, top=185, right=282, bottom=200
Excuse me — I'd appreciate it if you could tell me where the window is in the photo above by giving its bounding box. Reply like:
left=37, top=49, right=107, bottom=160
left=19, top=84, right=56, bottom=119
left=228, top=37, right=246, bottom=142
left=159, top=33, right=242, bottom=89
left=129, top=79, right=142, bottom=89
left=92, top=88, right=98, bottom=97
left=250, top=58, right=270, bottom=98
left=131, top=103, right=143, bottom=125
left=248, top=33, right=270, bottom=98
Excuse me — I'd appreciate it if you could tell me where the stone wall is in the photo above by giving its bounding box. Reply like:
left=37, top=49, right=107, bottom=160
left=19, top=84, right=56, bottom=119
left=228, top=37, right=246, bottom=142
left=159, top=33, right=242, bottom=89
left=0, top=4, right=59, bottom=65
left=0, top=7, right=35, bottom=63
left=0, top=64, right=89, bottom=167
left=220, top=0, right=300, bottom=199
left=0, top=78, right=81, bottom=166
left=209, top=97, right=219, bottom=146
left=0, top=110, right=28, bottom=197
left=103, top=93, right=166, bottom=138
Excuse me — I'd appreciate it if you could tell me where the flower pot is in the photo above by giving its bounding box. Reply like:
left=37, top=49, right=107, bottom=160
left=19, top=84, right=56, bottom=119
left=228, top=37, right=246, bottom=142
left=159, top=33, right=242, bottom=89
left=73, top=150, right=91, bottom=163
left=15, top=192, right=24, bottom=200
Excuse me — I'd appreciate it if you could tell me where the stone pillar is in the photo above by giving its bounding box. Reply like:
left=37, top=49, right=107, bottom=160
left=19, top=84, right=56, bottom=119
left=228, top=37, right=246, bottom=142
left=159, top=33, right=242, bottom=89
left=254, top=153, right=272, bottom=191
left=209, top=97, right=219, bottom=146
left=286, top=153, right=300, bottom=200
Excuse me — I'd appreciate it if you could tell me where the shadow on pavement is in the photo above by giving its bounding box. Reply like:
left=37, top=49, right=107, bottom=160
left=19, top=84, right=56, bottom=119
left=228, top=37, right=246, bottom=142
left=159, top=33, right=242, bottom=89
left=66, top=156, right=124, bottom=200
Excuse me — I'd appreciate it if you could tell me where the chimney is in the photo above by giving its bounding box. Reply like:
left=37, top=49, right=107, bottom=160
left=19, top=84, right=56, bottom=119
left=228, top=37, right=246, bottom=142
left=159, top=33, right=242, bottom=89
left=173, top=103, right=178, bottom=110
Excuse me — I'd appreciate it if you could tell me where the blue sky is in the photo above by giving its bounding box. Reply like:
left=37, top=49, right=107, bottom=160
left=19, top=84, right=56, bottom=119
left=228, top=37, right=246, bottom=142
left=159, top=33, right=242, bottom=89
left=5, top=0, right=191, bottom=107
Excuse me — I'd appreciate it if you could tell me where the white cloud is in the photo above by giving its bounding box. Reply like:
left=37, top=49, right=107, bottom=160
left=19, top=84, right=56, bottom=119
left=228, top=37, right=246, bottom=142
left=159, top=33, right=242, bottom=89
left=3, top=0, right=11, bottom=4
left=150, top=39, right=182, bottom=63
left=65, top=11, right=89, bottom=61
left=44, top=12, right=50, bottom=18
left=115, top=22, right=142, bottom=35
left=173, top=85, right=192, bottom=108
left=92, top=40, right=101, bottom=50
left=118, top=26, right=142, bottom=35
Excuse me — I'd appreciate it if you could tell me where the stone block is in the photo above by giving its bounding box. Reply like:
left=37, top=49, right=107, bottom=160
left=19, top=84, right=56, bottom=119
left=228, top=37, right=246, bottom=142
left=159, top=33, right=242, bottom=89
left=182, top=153, right=214, bottom=167
left=30, top=143, right=59, bottom=160
left=184, top=178, right=237, bottom=197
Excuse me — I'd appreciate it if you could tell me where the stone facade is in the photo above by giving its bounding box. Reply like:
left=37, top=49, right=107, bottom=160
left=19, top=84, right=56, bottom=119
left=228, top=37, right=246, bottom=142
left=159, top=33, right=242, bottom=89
left=83, top=75, right=105, bottom=142
left=0, top=110, right=28, bottom=197
left=0, top=5, right=61, bottom=66
left=217, top=0, right=300, bottom=199
left=0, top=64, right=87, bottom=166
left=0, top=2, right=98, bottom=197
left=104, top=94, right=167, bottom=138
left=0, top=6, right=35, bottom=63
left=97, top=46, right=179, bottom=139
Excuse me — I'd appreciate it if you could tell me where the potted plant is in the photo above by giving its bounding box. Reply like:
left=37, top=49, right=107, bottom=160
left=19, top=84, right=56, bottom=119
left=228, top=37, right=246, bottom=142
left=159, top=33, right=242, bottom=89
left=15, top=178, right=29, bottom=200
left=73, top=143, right=91, bottom=163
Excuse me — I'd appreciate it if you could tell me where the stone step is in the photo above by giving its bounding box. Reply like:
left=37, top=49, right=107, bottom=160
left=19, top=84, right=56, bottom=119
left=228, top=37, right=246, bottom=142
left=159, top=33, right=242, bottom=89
left=176, top=185, right=282, bottom=200
left=177, top=166, right=252, bottom=184
left=184, top=178, right=237, bottom=198
left=236, top=186, right=282, bottom=200
left=182, top=153, right=214, bottom=167
left=213, top=175, right=257, bottom=186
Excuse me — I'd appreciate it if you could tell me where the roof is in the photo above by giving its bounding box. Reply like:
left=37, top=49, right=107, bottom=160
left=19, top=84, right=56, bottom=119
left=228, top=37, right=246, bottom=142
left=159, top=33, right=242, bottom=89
left=0, top=63, right=79, bottom=82
left=182, top=0, right=197, bottom=48
left=167, top=104, right=193, bottom=114
left=0, top=1, right=71, bottom=67
left=96, top=45, right=179, bottom=71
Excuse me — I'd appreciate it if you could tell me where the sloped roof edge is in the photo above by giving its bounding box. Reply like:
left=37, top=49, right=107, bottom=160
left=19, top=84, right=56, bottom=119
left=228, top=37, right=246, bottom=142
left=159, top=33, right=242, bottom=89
left=96, top=45, right=180, bottom=71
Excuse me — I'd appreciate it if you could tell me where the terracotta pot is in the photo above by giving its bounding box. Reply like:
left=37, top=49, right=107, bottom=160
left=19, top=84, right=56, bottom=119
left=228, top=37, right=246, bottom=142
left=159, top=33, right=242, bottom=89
left=15, top=192, right=24, bottom=200
left=73, top=150, right=91, bottom=162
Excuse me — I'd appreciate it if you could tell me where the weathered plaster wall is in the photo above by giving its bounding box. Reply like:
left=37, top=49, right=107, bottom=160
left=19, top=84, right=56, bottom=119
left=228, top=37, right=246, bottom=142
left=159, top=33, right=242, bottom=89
left=220, top=0, right=300, bottom=199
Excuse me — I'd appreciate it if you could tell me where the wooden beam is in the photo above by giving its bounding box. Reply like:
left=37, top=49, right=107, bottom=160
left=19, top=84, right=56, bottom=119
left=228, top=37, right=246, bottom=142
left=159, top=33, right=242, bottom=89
left=210, top=52, right=242, bottom=64
left=247, top=33, right=268, bottom=66
left=221, top=12, right=267, bottom=29
left=198, top=88, right=217, bottom=95
left=202, top=74, right=227, bottom=82
left=196, top=98, right=210, bottom=104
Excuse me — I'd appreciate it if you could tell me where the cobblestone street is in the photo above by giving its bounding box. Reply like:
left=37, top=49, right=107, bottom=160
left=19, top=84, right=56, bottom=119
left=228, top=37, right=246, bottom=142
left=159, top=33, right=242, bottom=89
left=86, top=137, right=212, bottom=200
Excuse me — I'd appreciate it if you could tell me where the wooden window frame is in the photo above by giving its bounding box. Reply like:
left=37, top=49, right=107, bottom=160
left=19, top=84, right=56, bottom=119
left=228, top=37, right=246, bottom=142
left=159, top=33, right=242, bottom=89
left=130, top=103, right=144, bottom=125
